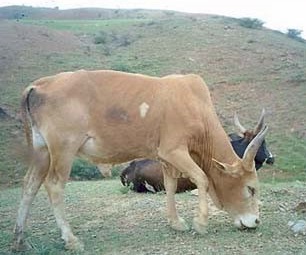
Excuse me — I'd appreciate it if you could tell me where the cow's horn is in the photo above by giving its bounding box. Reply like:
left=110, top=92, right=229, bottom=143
left=254, top=108, right=266, bottom=134
left=234, top=113, right=246, bottom=134
left=242, top=125, right=268, bottom=171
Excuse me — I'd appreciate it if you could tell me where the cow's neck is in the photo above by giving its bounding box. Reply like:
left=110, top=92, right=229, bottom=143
left=207, top=163, right=231, bottom=203
left=189, top=121, right=240, bottom=209
left=211, top=127, right=240, bottom=165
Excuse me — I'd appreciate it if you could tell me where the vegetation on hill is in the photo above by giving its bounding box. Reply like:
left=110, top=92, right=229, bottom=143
left=0, top=6, right=305, bottom=187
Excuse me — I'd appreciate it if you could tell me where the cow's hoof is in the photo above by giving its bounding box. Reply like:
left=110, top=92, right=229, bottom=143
left=193, top=217, right=208, bottom=235
left=12, top=239, right=31, bottom=252
left=169, top=217, right=190, bottom=232
left=64, top=237, right=84, bottom=251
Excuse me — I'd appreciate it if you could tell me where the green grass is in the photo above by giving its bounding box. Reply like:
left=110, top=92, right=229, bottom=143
left=277, top=136, right=306, bottom=172
left=267, top=133, right=306, bottom=181
left=0, top=120, right=25, bottom=187
left=21, top=19, right=150, bottom=34
left=1, top=180, right=306, bottom=254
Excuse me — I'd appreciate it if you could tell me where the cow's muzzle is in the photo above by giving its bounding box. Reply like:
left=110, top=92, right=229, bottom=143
left=234, top=214, right=260, bottom=229
left=266, top=157, right=275, bottom=165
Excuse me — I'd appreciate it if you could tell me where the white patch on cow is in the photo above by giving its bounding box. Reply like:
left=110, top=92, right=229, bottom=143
left=268, top=151, right=274, bottom=158
left=32, top=126, right=46, bottom=148
left=190, top=189, right=199, bottom=196
left=144, top=181, right=156, bottom=193
left=139, top=102, right=150, bottom=118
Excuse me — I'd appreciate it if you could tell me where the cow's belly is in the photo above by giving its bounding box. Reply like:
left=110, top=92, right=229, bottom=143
left=78, top=134, right=158, bottom=164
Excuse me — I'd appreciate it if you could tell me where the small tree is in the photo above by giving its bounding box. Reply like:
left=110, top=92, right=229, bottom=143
left=287, top=29, right=304, bottom=42
left=93, top=31, right=108, bottom=44
left=239, top=18, right=264, bottom=29
left=71, top=159, right=101, bottom=180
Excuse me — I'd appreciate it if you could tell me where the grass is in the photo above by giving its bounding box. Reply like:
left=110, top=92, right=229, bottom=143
left=272, top=134, right=306, bottom=175
left=0, top=119, right=25, bottom=188
left=21, top=19, right=150, bottom=34
left=1, top=179, right=306, bottom=254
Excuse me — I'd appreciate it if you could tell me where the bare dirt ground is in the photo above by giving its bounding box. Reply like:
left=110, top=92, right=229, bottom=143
left=0, top=21, right=81, bottom=74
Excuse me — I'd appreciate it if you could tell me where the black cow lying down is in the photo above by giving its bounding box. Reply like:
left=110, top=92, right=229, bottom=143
left=121, top=110, right=274, bottom=193
left=121, top=159, right=196, bottom=193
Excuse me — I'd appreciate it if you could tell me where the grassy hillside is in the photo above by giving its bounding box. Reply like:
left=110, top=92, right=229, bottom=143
left=0, top=7, right=305, bottom=187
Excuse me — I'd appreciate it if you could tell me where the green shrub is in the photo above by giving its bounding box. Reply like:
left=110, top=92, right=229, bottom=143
left=93, top=31, right=108, bottom=44
left=111, top=165, right=123, bottom=177
left=117, top=35, right=131, bottom=47
left=103, top=46, right=112, bottom=56
left=71, top=159, right=101, bottom=180
left=70, top=158, right=125, bottom=180
left=111, top=61, right=134, bottom=72
left=288, top=70, right=306, bottom=83
left=238, top=18, right=264, bottom=29
left=287, top=29, right=305, bottom=42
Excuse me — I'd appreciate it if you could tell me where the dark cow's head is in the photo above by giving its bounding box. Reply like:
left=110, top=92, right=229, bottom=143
left=120, top=160, right=160, bottom=193
left=120, top=161, right=137, bottom=187
left=230, top=109, right=274, bottom=170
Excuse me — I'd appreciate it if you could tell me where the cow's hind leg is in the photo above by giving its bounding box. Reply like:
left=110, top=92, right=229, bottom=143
left=12, top=148, right=49, bottom=251
left=162, top=166, right=189, bottom=231
left=44, top=154, right=84, bottom=251
left=159, top=148, right=209, bottom=234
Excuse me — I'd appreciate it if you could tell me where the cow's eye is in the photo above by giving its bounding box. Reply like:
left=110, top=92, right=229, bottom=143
left=247, top=186, right=256, bottom=196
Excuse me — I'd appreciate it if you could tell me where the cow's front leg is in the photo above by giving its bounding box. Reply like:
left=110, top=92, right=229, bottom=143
left=159, top=147, right=209, bottom=234
left=162, top=167, right=189, bottom=231
left=191, top=183, right=209, bottom=234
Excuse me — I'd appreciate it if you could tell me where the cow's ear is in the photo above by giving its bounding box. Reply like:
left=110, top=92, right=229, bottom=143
left=212, top=158, right=227, bottom=172
left=212, top=158, right=241, bottom=177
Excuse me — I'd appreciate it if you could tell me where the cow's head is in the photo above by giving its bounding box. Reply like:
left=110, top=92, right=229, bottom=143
left=210, top=125, right=268, bottom=229
left=230, top=109, right=274, bottom=170
left=120, top=161, right=137, bottom=187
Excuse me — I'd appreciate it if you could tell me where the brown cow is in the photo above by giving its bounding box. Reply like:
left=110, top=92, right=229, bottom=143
left=13, top=70, right=267, bottom=251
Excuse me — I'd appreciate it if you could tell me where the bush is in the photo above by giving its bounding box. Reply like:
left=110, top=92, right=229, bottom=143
left=239, top=18, right=264, bottom=29
left=71, top=159, right=101, bottom=180
left=93, top=31, right=108, bottom=44
left=103, top=46, right=112, bottom=56
left=117, top=35, right=131, bottom=47
left=111, top=61, right=134, bottom=73
left=70, top=158, right=125, bottom=180
left=110, top=32, right=133, bottom=47
left=288, top=71, right=306, bottom=84
left=287, top=29, right=305, bottom=42
left=111, top=165, right=124, bottom=177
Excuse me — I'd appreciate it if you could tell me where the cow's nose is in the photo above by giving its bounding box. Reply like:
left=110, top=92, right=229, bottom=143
left=235, top=215, right=260, bottom=229
left=266, top=157, right=275, bottom=165
left=239, top=218, right=260, bottom=229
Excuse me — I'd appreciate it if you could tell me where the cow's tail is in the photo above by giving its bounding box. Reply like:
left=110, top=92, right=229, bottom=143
left=20, top=85, right=52, bottom=174
left=20, top=85, right=35, bottom=148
